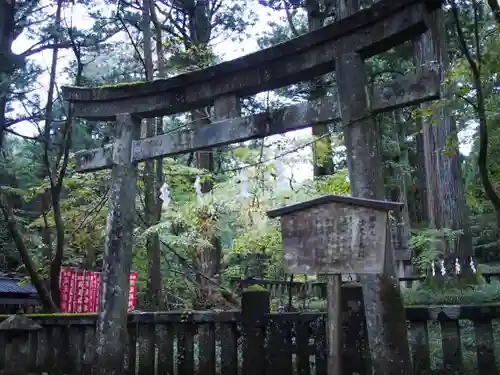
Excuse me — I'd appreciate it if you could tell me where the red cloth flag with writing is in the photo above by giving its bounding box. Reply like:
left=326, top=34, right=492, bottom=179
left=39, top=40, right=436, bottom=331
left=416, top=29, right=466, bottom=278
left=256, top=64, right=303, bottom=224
left=94, top=272, right=101, bottom=311
left=68, top=268, right=77, bottom=312
left=74, top=270, right=85, bottom=313
left=128, top=272, right=138, bottom=311
left=82, top=270, right=91, bottom=313
left=58, top=268, right=74, bottom=313
left=89, top=271, right=99, bottom=312
left=59, top=267, right=138, bottom=313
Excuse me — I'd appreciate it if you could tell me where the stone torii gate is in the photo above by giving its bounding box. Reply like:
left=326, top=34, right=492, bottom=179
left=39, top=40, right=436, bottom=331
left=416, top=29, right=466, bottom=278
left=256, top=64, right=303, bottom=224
left=62, top=0, right=442, bottom=374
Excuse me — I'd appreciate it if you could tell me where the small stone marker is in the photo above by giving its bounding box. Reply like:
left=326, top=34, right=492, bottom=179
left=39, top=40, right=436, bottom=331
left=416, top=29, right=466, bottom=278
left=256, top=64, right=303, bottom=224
left=267, top=194, right=402, bottom=375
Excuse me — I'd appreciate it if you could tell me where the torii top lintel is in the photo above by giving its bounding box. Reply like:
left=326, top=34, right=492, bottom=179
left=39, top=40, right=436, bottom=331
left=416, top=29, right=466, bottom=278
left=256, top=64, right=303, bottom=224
left=61, top=0, right=442, bottom=121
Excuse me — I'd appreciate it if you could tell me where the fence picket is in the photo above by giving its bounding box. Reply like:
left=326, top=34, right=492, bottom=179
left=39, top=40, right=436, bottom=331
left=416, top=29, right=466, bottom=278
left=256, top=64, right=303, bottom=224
left=440, top=320, right=463, bottom=375
left=137, top=322, right=155, bottom=375
left=199, top=323, right=216, bottom=375
left=156, top=323, right=174, bottom=375
left=408, top=321, right=431, bottom=374
left=473, top=320, right=497, bottom=375
left=219, top=322, right=238, bottom=375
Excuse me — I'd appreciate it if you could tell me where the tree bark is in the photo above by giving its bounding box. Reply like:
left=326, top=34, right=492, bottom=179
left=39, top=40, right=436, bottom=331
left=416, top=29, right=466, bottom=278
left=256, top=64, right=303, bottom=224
left=414, top=9, right=473, bottom=262
left=142, top=0, right=163, bottom=310
left=187, top=0, right=224, bottom=301
left=451, top=0, right=500, bottom=230
left=41, top=0, right=66, bottom=308
left=0, top=0, right=16, bottom=149
left=412, top=130, right=429, bottom=226
left=306, top=0, right=335, bottom=178
left=390, top=111, right=412, bottom=278
left=0, top=194, right=58, bottom=312
left=189, top=0, right=214, bottom=192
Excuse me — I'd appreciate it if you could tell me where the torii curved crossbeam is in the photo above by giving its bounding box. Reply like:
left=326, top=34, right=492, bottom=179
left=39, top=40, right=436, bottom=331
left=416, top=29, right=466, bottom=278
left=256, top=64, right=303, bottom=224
left=62, top=0, right=442, bottom=120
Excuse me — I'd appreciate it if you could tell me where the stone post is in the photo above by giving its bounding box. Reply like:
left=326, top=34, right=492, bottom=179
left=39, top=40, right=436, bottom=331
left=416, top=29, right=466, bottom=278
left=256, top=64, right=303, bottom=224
left=241, top=287, right=270, bottom=375
left=336, top=52, right=412, bottom=375
left=94, top=113, right=141, bottom=375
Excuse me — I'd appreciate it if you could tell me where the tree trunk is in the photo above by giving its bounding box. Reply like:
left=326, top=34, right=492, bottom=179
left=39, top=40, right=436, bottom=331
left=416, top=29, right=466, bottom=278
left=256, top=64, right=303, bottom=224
left=42, top=0, right=65, bottom=308
left=306, top=0, right=335, bottom=178
left=190, top=0, right=214, bottom=192
left=411, top=130, right=429, bottom=226
left=41, top=191, right=53, bottom=263
left=151, top=2, right=167, bottom=308
left=451, top=0, right=500, bottom=231
left=394, top=111, right=412, bottom=278
left=142, top=0, right=163, bottom=310
left=414, top=9, right=473, bottom=262
left=0, top=0, right=16, bottom=148
left=0, top=194, right=58, bottom=312
left=187, top=0, right=223, bottom=301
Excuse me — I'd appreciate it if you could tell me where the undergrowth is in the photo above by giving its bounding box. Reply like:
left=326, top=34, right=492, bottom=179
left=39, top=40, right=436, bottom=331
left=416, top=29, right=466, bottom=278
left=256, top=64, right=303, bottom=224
left=402, top=281, right=500, bottom=305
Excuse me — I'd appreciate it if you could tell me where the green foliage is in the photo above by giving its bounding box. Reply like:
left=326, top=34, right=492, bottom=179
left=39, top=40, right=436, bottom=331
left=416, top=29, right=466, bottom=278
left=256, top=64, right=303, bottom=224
left=316, top=170, right=351, bottom=195
left=409, top=228, right=463, bottom=274
left=244, top=284, right=267, bottom=292
left=403, top=282, right=500, bottom=305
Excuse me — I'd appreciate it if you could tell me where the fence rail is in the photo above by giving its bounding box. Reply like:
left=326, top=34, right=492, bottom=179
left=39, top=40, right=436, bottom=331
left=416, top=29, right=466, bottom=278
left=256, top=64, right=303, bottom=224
left=1, top=288, right=500, bottom=375
left=229, top=272, right=500, bottom=299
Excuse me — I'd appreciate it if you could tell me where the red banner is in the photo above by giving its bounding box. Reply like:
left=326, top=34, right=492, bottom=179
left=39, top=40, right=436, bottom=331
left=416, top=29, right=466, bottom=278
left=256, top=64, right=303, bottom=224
left=59, top=268, right=73, bottom=312
left=75, top=270, right=84, bottom=313
left=128, top=272, right=138, bottom=311
left=59, top=267, right=138, bottom=313
left=89, top=272, right=99, bottom=312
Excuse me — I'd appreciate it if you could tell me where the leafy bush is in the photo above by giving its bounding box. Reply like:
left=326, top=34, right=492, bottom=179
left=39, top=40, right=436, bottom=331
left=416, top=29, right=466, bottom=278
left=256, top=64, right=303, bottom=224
left=402, top=282, right=500, bottom=306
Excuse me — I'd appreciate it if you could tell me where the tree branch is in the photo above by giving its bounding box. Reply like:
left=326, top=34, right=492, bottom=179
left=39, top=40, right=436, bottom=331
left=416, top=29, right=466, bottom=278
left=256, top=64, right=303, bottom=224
left=0, top=193, right=58, bottom=312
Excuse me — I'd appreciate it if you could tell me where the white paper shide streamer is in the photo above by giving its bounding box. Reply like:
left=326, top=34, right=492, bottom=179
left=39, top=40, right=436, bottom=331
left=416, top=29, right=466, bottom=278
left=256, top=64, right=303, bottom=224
left=431, top=257, right=478, bottom=277
left=275, top=153, right=287, bottom=190
left=159, top=182, right=171, bottom=210
left=239, top=169, right=250, bottom=202
left=455, top=258, right=461, bottom=275
left=440, top=260, right=446, bottom=276
left=470, top=257, right=477, bottom=273
left=194, top=176, right=204, bottom=207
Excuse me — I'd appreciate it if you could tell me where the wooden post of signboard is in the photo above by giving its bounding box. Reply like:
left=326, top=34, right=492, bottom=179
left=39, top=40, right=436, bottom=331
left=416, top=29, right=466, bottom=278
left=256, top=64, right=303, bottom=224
left=267, top=194, right=402, bottom=375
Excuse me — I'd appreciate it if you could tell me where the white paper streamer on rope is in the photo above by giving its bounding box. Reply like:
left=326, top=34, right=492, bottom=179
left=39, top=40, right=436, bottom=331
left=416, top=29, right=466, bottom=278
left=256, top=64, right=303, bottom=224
left=470, top=257, right=477, bottom=274
left=159, top=182, right=171, bottom=209
left=239, top=169, right=250, bottom=201
left=440, top=260, right=446, bottom=276
left=455, top=258, right=461, bottom=275
left=275, top=152, right=287, bottom=190
left=194, top=176, right=204, bottom=207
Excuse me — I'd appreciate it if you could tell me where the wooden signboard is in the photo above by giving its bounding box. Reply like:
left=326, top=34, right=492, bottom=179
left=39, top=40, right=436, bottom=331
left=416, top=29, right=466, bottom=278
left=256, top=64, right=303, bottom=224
left=267, top=195, right=402, bottom=275
left=267, top=194, right=402, bottom=375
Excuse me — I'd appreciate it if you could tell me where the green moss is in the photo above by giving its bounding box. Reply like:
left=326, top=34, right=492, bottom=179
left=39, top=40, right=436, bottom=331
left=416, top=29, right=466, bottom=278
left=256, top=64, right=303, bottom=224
left=0, top=312, right=98, bottom=319
left=96, top=81, right=147, bottom=89
left=244, top=284, right=267, bottom=292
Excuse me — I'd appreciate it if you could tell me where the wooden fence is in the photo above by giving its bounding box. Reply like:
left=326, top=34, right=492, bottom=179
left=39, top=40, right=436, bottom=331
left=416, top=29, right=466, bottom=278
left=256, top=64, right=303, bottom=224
left=1, top=286, right=500, bottom=375
left=229, top=272, right=500, bottom=299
